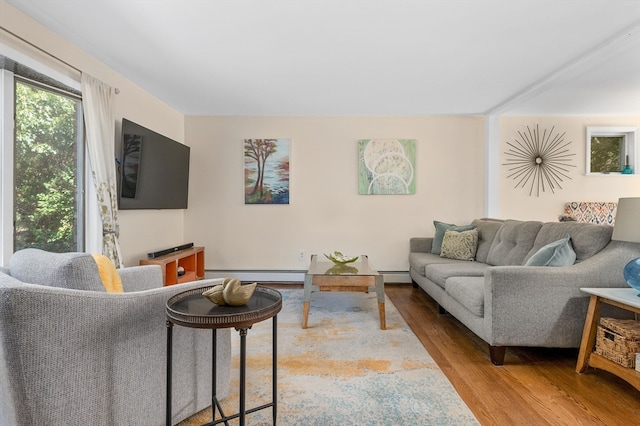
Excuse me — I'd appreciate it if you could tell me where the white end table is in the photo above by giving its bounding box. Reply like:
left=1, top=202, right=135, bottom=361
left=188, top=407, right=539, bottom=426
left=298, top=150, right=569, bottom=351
left=576, top=287, right=640, bottom=391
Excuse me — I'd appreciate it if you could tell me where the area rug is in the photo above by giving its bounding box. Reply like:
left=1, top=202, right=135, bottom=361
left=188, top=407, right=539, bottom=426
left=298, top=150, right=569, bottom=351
left=179, top=289, right=478, bottom=425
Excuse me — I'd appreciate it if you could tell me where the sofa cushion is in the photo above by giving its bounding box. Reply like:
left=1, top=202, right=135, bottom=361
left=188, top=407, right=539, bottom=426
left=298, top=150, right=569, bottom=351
left=445, top=276, right=485, bottom=316
left=440, top=229, right=478, bottom=261
left=409, top=252, right=463, bottom=276
left=431, top=221, right=476, bottom=255
left=524, top=236, right=576, bottom=267
left=524, top=221, right=613, bottom=263
left=9, top=248, right=106, bottom=291
left=424, top=262, right=489, bottom=288
left=485, top=220, right=543, bottom=266
left=471, top=218, right=504, bottom=264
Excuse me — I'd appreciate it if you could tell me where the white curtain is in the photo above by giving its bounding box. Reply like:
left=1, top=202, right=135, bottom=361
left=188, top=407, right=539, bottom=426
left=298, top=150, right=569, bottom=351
left=81, top=73, right=123, bottom=267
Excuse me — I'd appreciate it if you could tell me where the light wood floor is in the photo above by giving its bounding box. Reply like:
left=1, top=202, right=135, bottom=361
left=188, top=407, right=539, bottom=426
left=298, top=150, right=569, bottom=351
left=384, top=284, right=640, bottom=426
left=267, top=283, right=640, bottom=425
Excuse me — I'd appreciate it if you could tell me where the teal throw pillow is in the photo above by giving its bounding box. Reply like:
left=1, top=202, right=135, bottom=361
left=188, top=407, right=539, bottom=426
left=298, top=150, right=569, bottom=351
left=525, top=236, right=576, bottom=267
left=431, top=221, right=476, bottom=255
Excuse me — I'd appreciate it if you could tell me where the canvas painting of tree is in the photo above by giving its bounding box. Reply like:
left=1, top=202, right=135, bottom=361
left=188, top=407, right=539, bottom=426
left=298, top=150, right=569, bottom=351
left=244, top=138, right=290, bottom=204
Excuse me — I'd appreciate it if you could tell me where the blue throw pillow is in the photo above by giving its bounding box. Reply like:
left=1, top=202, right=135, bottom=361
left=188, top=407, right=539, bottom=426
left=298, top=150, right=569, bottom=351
left=525, top=236, right=577, bottom=267
left=431, top=221, right=476, bottom=255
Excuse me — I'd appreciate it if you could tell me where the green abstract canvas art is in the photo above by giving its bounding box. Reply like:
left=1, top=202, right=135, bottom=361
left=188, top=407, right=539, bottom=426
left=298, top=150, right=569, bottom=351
left=358, top=139, right=416, bottom=195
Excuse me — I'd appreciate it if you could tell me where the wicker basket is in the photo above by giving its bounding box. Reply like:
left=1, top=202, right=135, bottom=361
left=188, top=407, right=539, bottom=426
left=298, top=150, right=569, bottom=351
left=595, top=318, right=640, bottom=368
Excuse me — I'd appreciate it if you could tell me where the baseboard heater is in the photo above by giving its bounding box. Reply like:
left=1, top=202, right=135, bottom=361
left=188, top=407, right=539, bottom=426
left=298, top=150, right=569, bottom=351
left=204, top=270, right=411, bottom=284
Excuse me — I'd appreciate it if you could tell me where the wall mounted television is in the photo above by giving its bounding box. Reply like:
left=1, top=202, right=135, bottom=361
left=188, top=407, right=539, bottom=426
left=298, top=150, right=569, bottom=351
left=117, top=119, right=190, bottom=210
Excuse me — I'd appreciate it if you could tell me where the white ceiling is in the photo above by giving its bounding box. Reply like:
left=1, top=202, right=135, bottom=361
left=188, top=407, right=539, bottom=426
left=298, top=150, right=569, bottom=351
left=7, top=0, right=640, bottom=116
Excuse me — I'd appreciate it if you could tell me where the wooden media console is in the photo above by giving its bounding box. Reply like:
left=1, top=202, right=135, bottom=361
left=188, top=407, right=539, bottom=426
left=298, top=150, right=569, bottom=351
left=140, top=246, right=205, bottom=286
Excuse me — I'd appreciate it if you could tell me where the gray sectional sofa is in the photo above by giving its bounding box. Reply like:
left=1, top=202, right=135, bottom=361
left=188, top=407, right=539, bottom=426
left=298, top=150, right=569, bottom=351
left=409, top=218, right=640, bottom=365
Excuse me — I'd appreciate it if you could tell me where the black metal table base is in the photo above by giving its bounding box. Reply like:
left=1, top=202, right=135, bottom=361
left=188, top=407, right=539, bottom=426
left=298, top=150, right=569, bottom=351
left=166, top=316, right=277, bottom=426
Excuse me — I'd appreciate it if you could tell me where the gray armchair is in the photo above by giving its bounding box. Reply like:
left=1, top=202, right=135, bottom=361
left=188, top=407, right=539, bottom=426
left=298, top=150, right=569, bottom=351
left=0, top=249, right=230, bottom=426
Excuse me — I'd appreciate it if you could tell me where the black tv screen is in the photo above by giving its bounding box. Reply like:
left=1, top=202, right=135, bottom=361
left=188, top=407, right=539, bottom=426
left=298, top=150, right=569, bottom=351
left=117, top=119, right=190, bottom=209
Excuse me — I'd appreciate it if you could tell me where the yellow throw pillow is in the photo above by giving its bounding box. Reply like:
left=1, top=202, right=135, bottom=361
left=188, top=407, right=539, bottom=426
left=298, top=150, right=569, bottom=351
left=91, top=254, right=123, bottom=293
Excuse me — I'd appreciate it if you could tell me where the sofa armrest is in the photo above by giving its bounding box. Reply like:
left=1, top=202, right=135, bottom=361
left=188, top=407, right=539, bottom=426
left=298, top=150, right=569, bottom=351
left=410, top=237, right=433, bottom=253
left=483, top=241, right=640, bottom=347
left=484, top=264, right=592, bottom=347
left=119, top=265, right=163, bottom=291
left=120, top=265, right=224, bottom=292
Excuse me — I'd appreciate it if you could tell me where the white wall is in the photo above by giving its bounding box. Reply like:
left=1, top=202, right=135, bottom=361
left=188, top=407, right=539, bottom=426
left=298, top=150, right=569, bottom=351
left=185, top=114, right=639, bottom=277
left=3, top=0, right=638, bottom=274
left=1, top=0, right=187, bottom=267
left=498, top=116, right=640, bottom=221
left=184, top=115, right=486, bottom=274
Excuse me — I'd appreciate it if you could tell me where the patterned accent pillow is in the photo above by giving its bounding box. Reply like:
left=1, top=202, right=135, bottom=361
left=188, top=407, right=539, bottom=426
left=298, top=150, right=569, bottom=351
left=431, top=221, right=476, bottom=254
left=563, top=202, right=617, bottom=225
left=440, top=229, right=478, bottom=261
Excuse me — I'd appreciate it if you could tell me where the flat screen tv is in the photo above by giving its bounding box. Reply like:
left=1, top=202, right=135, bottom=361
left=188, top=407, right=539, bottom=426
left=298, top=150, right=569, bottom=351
left=117, top=119, right=190, bottom=210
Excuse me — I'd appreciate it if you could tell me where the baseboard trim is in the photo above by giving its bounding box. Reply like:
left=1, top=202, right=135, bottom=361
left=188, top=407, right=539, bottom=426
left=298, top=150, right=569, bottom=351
left=204, top=270, right=411, bottom=284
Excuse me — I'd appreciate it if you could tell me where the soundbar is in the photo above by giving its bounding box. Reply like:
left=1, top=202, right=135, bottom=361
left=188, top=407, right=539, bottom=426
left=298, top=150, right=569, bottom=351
left=147, top=243, right=194, bottom=259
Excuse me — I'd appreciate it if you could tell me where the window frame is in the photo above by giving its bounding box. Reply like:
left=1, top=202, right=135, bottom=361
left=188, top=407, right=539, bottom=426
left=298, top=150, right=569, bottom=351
left=0, top=51, right=100, bottom=265
left=13, top=76, right=86, bottom=253
left=586, top=126, right=638, bottom=175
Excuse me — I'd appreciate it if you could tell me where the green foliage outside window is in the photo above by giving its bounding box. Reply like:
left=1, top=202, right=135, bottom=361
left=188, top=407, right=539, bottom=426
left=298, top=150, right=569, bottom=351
left=14, top=81, right=81, bottom=252
left=590, top=136, right=623, bottom=173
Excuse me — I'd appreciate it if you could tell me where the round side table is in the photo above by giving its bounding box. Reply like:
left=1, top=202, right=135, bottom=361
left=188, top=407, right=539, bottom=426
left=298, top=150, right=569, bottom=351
left=166, top=285, right=282, bottom=426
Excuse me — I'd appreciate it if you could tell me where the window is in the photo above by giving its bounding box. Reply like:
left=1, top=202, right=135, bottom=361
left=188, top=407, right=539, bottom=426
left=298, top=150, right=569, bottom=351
left=13, top=79, right=84, bottom=252
left=1, top=54, right=87, bottom=264
left=586, top=127, right=637, bottom=175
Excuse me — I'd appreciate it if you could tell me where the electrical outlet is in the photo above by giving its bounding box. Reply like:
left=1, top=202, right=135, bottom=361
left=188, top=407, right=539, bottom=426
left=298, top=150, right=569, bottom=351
left=298, top=250, right=306, bottom=261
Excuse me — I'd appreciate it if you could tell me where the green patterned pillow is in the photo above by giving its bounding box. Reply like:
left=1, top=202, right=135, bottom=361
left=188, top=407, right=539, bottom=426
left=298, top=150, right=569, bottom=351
left=440, top=229, right=478, bottom=261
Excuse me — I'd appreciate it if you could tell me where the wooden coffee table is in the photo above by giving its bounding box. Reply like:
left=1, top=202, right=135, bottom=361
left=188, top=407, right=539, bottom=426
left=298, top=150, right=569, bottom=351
left=302, top=254, right=385, bottom=330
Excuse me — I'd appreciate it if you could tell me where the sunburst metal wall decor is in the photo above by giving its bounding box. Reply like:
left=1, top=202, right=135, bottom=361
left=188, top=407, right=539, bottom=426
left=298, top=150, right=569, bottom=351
left=503, top=124, right=576, bottom=197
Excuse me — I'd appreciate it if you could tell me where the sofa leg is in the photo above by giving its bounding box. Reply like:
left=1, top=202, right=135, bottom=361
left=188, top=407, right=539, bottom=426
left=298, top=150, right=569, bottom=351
left=437, top=304, right=448, bottom=315
left=411, top=280, right=418, bottom=288
left=489, top=345, right=506, bottom=365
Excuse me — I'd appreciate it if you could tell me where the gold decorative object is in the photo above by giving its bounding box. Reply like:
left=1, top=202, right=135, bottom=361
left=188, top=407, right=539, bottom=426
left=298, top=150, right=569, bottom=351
left=202, top=284, right=225, bottom=305
left=223, top=279, right=257, bottom=306
left=203, top=278, right=257, bottom=306
left=324, top=251, right=359, bottom=264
